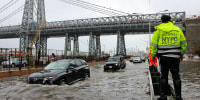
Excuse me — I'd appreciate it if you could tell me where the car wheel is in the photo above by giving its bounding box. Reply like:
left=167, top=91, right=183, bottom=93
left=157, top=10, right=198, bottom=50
left=11, top=64, right=15, bottom=68
left=84, top=73, right=89, bottom=80
left=66, top=77, right=72, bottom=85
left=123, top=65, right=126, bottom=69
left=59, top=79, right=66, bottom=85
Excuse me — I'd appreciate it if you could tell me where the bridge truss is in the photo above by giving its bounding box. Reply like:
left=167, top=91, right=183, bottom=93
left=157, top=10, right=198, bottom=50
left=0, top=0, right=185, bottom=56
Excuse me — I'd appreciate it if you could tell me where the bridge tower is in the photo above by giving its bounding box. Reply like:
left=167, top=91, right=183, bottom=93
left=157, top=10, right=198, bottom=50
left=64, top=33, right=71, bottom=56
left=88, top=32, right=101, bottom=56
left=20, top=0, right=46, bottom=55
left=88, top=32, right=96, bottom=56
left=116, top=31, right=126, bottom=56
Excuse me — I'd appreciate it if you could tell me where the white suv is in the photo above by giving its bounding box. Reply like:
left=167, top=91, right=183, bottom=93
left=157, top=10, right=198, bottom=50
left=1, top=58, right=28, bottom=68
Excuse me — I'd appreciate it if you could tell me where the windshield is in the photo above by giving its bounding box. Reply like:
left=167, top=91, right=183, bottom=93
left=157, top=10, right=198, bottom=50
left=108, top=57, right=120, bottom=62
left=133, top=57, right=140, bottom=59
left=44, top=61, right=69, bottom=70
left=11, top=58, right=18, bottom=61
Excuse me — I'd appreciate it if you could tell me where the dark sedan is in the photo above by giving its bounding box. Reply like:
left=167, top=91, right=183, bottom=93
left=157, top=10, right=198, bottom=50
left=28, top=59, right=90, bottom=85
left=104, top=56, right=126, bottom=70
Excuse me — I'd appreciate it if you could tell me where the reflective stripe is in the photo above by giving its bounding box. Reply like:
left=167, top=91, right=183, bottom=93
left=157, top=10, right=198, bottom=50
left=158, top=45, right=180, bottom=49
left=158, top=49, right=181, bottom=53
left=181, top=40, right=187, bottom=44
left=181, top=51, right=185, bottom=54
left=150, top=43, right=158, bottom=47
left=162, top=54, right=180, bottom=58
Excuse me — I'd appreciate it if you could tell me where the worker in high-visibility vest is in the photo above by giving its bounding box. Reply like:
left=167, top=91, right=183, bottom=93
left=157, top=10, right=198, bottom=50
left=150, top=15, right=187, bottom=100
left=148, top=50, right=158, bottom=72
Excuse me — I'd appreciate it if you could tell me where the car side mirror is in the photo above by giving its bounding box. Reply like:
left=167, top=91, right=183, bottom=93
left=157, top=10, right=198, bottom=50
left=69, top=63, right=75, bottom=67
left=67, top=66, right=74, bottom=72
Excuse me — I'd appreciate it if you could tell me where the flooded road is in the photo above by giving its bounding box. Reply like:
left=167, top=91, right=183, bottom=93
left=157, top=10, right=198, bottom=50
left=0, top=61, right=150, bottom=100
left=1, top=60, right=199, bottom=100
left=180, top=60, right=200, bottom=100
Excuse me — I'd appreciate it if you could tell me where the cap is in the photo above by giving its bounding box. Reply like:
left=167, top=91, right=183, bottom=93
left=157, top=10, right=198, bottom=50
left=161, top=15, right=171, bottom=22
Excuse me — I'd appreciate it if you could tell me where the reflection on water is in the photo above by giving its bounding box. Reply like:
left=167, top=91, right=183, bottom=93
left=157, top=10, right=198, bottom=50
left=180, top=60, right=200, bottom=99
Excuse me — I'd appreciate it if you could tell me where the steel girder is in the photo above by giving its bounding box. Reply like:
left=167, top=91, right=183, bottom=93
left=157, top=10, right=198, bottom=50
left=73, top=34, right=79, bottom=56
left=19, top=32, right=27, bottom=54
left=19, top=0, right=46, bottom=55
left=88, top=32, right=101, bottom=56
left=116, top=31, right=126, bottom=56
left=21, top=0, right=34, bottom=30
left=96, top=34, right=101, bottom=56
left=88, top=32, right=95, bottom=56
left=37, top=0, right=46, bottom=26
left=42, top=12, right=185, bottom=31
left=39, top=36, right=47, bottom=56
left=64, top=33, right=71, bottom=56
left=0, top=12, right=185, bottom=38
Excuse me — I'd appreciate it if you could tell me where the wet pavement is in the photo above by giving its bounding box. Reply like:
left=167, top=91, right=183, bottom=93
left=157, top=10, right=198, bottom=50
left=0, top=61, right=150, bottom=100
left=180, top=60, right=200, bottom=100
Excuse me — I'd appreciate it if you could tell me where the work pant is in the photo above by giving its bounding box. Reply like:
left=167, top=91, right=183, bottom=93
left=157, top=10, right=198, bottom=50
left=159, top=56, right=182, bottom=99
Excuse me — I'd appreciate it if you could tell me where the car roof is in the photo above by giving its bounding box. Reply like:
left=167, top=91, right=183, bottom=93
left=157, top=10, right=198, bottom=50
left=109, top=56, right=123, bottom=58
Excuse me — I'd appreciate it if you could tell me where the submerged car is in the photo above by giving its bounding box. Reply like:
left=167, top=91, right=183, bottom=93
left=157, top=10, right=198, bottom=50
left=104, top=56, right=126, bottom=70
left=132, top=57, right=142, bottom=63
left=129, top=57, right=133, bottom=62
left=141, top=56, right=146, bottom=62
left=28, top=59, right=90, bottom=85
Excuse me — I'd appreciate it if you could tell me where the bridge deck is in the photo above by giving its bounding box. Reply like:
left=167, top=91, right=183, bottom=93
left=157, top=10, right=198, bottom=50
left=0, top=12, right=185, bottom=38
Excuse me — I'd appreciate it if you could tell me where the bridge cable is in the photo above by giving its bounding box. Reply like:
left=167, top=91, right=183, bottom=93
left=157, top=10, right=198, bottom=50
left=58, top=0, right=130, bottom=16
left=0, top=0, right=14, bottom=12
left=59, top=0, right=124, bottom=16
left=0, top=4, right=24, bottom=24
left=59, top=0, right=121, bottom=16
left=74, top=0, right=130, bottom=15
left=68, top=0, right=124, bottom=16
left=0, top=0, right=19, bottom=14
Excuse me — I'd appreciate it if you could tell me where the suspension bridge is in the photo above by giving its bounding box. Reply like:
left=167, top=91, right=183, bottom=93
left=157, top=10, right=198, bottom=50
left=0, top=0, right=185, bottom=56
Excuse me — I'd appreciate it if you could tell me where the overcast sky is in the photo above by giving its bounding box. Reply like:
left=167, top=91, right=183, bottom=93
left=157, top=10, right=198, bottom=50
left=0, top=0, right=200, bottom=54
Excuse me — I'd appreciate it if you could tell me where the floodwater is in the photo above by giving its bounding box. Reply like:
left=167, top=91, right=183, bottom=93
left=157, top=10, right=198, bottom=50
left=0, top=60, right=199, bottom=100
left=0, top=61, right=150, bottom=100
left=180, top=60, right=200, bottom=100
